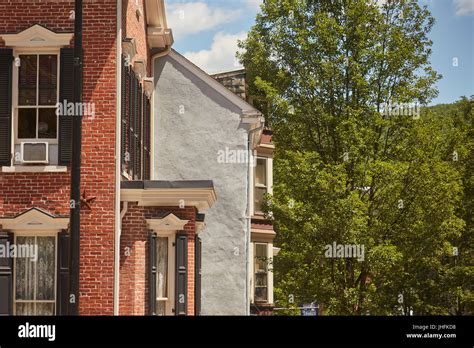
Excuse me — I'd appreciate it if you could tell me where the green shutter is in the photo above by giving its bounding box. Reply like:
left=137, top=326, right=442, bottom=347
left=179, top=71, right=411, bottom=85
left=0, top=49, right=13, bottom=167
left=175, top=234, right=188, bottom=316
left=58, top=48, right=74, bottom=165
left=0, top=231, right=13, bottom=315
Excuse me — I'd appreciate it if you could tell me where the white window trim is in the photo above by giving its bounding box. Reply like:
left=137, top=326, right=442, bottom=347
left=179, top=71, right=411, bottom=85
left=0, top=24, right=72, bottom=172
left=12, top=230, right=58, bottom=316
left=1, top=25, right=73, bottom=48
left=253, top=156, right=273, bottom=215
left=1, top=165, right=67, bottom=173
left=250, top=242, right=274, bottom=304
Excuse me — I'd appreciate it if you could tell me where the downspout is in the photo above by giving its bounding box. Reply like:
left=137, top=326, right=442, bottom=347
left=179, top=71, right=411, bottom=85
left=150, top=45, right=172, bottom=180
left=68, top=0, right=83, bottom=316
left=246, top=120, right=264, bottom=315
left=113, top=0, right=122, bottom=316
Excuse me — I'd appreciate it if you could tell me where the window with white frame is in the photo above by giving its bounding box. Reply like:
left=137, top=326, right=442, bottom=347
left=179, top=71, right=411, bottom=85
left=16, top=53, right=58, bottom=141
left=13, top=52, right=59, bottom=165
left=254, top=157, right=268, bottom=214
left=14, top=234, right=56, bottom=315
left=254, top=243, right=268, bottom=302
left=154, top=234, right=175, bottom=316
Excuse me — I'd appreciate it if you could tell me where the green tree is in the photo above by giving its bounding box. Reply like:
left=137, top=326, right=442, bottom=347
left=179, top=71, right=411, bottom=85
left=239, top=0, right=472, bottom=314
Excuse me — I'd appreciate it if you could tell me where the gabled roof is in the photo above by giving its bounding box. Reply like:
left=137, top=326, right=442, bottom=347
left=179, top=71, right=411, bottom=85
left=166, top=49, right=263, bottom=122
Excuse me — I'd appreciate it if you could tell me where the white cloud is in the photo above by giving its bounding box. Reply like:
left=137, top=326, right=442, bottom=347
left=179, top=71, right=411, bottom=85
left=183, top=31, right=247, bottom=74
left=245, top=0, right=263, bottom=11
left=453, top=0, right=474, bottom=15
left=166, top=2, right=242, bottom=39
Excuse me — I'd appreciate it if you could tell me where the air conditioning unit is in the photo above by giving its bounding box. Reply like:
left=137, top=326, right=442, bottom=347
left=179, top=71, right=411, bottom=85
left=21, top=142, right=49, bottom=164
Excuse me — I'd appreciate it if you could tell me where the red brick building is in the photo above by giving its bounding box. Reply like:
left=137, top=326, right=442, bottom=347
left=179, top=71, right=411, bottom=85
left=0, top=0, right=216, bottom=316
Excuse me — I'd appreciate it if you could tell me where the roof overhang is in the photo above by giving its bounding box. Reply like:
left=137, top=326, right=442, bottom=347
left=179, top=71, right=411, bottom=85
left=145, top=0, right=174, bottom=49
left=0, top=208, right=69, bottom=232
left=121, top=180, right=217, bottom=210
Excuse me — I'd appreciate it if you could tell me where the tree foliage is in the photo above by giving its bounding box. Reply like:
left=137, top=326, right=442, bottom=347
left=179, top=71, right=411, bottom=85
left=239, top=0, right=473, bottom=315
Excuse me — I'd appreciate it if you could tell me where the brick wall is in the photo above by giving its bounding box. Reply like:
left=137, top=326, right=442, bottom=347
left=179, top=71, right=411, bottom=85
left=122, top=0, right=150, bottom=75
left=120, top=203, right=197, bottom=315
left=79, top=0, right=117, bottom=315
left=0, top=0, right=118, bottom=315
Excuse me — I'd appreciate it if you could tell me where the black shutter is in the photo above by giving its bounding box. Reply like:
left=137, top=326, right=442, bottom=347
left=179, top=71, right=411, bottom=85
left=0, top=231, right=13, bottom=315
left=195, top=236, right=202, bottom=315
left=121, top=55, right=127, bottom=169
left=143, top=97, right=150, bottom=180
left=175, top=234, right=187, bottom=316
left=58, top=48, right=74, bottom=165
left=137, top=84, right=142, bottom=179
left=0, top=49, right=13, bottom=167
left=129, top=72, right=135, bottom=177
left=134, top=79, right=140, bottom=179
left=148, top=232, right=157, bottom=315
left=146, top=98, right=151, bottom=180
left=56, top=230, right=69, bottom=315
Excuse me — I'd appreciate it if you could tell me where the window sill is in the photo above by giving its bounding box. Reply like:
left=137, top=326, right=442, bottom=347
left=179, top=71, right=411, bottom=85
left=1, top=165, right=68, bottom=173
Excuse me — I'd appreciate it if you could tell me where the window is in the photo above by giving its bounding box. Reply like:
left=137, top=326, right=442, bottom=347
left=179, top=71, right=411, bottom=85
left=16, top=54, right=58, bottom=141
left=153, top=235, right=175, bottom=316
left=254, top=157, right=268, bottom=214
left=14, top=234, right=56, bottom=315
left=254, top=243, right=268, bottom=302
left=156, top=236, right=169, bottom=315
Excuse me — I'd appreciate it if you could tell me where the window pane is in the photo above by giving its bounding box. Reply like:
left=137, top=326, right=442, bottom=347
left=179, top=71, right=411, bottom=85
left=255, top=158, right=267, bottom=186
left=18, top=55, right=37, bottom=105
left=255, top=243, right=267, bottom=257
left=255, top=244, right=267, bottom=272
left=36, top=237, right=55, bottom=301
left=255, top=273, right=268, bottom=287
left=36, top=302, right=55, bottom=316
left=254, top=243, right=268, bottom=302
left=254, top=187, right=267, bottom=213
left=38, top=55, right=57, bottom=105
left=18, top=109, right=37, bottom=139
left=38, top=108, right=57, bottom=139
left=16, top=302, right=35, bottom=315
left=156, top=237, right=168, bottom=299
left=255, top=286, right=268, bottom=302
left=15, top=236, right=35, bottom=300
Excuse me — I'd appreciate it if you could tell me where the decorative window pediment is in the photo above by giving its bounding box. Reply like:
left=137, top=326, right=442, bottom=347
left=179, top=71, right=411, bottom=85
left=146, top=213, right=189, bottom=231
left=0, top=208, right=69, bottom=231
left=1, top=24, right=73, bottom=47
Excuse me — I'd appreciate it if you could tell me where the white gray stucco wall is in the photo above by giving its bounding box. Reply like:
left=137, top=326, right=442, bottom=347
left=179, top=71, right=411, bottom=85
left=153, top=53, right=249, bottom=315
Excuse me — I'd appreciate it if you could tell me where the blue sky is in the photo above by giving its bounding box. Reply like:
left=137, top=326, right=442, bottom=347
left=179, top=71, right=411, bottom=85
left=166, top=0, right=473, bottom=105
